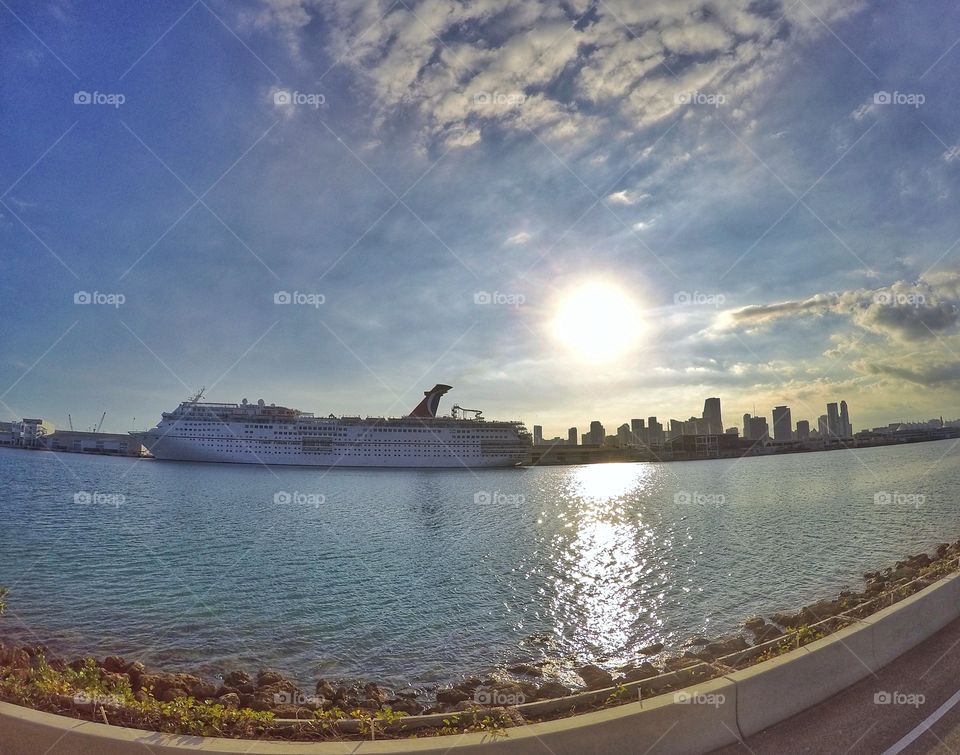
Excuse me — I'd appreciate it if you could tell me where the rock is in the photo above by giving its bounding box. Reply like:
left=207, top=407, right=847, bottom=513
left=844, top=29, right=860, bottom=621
left=536, top=681, right=571, bottom=699
left=137, top=672, right=203, bottom=699
left=686, top=637, right=710, bottom=646
left=751, top=625, right=785, bottom=645
left=436, top=688, right=470, bottom=705
left=639, top=642, right=664, bottom=655
left=699, top=636, right=750, bottom=661
left=395, top=687, right=420, bottom=699
left=865, top=581, right=886, bottom=594
left=770, top=611, right=803, bottom=628
left=363, top=682, right=387, bottom=704
left=0, top=646, right=30, bottom=669
left=577, top=664, right=613, bottom=690
left=100, top=656, right=128, bottom=674
left=507, top=663, right=543, bottom=677
left=385, top=697, right=424, bottom=715
left=273, top=704, right=313, bottom=719
left=455, top=676, right=483, bottom=692
left=218, top=692, right=241, bottom=708
left=191, top=681, right=218, bottom=701
left=890, top=566, right=918, bottom=582
left=622, top=662, right=659, bottom=683
left=744, top=617, right=765, bottom=631
left=222, top=670, right=254, bottom=694
left=315, top=679, right=336, bottom=700
left=125, top=662, right=145, bottom=686
left=158, top=686, right=189, bottom=702
left=937, top=543, right=949, bottom=557
left=255, top=679, right=301, bottom=709
left=256, top=669, right=286, bottom=688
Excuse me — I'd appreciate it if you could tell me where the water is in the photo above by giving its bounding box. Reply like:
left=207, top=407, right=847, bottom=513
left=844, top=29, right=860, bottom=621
left=0, top=440, right=957, bottom=689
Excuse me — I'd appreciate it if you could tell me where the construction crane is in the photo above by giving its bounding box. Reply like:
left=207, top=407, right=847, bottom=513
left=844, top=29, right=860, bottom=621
left=95, top=411, right=106, bottom=434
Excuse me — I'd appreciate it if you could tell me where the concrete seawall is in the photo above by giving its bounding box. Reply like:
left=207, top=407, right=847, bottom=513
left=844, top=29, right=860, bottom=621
left=2, top=572, right=959, bottom=754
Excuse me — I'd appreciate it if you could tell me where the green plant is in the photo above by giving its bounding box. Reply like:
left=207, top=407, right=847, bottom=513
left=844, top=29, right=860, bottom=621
left=0, top=586, right=8, bottom=615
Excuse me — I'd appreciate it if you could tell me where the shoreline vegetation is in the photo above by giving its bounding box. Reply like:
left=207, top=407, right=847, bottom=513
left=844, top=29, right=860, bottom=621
left=2, top=543, right=959, bottom=741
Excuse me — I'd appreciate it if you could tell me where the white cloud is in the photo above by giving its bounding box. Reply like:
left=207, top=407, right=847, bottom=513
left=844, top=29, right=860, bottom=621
left=505, top=231, right=532, bottom=245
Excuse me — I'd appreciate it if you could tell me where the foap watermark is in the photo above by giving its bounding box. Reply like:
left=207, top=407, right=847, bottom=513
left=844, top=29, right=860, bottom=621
left=874, top=491, right=925, bottom=509
left=74, top=90, right=125, bottom=108
left=675, top=91, right=725, bottom=107
left=474, top=490, right=525, bottom=507
left=273, top=690, right=324, bottom=706
left=874, top=690, right=925, bottom=707
left=274, top=490, right=325, bottom=508
left=73, top=491, right=125, bottom=509
left=674, top=691, right=726, bottom=707
left=473, top=291, right=525, bottom=308
left=873, top=91, right=925, bottom=108
left=73, top=691, right=125, bottom=707
left=473, top=90, right=526, bottom=108
left=674, top=490, right=725, bottom=508
left=274, top=90, right=325, bottom=109
left=74, top=291, right=125, bottom=308
left=474, top=688, right=526, bottom=706
left=874, top=291, right=926, bottom=308
left=674, top=290, right=726, bottom=307
left=274, top=290, right=325, bottom=308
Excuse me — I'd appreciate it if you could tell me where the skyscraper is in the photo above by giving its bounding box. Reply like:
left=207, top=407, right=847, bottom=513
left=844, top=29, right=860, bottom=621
left=748, top=415, right=769, bottom=442
left=568, top=427, right=578, bottom=446
left=630, top=418, right=645, bottom=445
left=827, top=402, right=840, bottom=438
left=840, top=400, right=852, bottom=438
left=796, top=419, right=810, bottom=441
left=647, top=417, right=663, bottom=445
left=772, top=406, right=792, bottom=442
left=742, top=413, right=752, bottom=440
left=818, top=415, right=829, bottom=437
left=702, top=397, right=723, bottom=435
left=533, top=425, right=543, bottom=446
left=588, top=420, right=605, bottom=446
left=617, top=423, right=630, bottom=447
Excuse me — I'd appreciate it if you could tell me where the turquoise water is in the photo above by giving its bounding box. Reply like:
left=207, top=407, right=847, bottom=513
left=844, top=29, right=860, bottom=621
left=0, top=440, right=957, bottom=688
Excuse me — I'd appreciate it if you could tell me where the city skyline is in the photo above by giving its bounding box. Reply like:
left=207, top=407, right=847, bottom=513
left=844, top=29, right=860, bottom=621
left=3, top=1, right=960, bottom=436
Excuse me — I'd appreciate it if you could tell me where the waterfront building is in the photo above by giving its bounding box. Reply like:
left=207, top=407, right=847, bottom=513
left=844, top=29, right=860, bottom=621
left=796, top=419, right=810, bottom=441
left=840, top=400, right=852, bottom=438
left=827, top=402, right=840, bottom=438
left=647, top=417, right=663, bottom=445
left=742, top=413, right=752, bottom=439
left=818, top=414, right=829, bottom=437
left=533, top=425, right=543, bottom=445
left=630, top=418, right=646, bottom=445
left=46, top=430, right=144, bottom=456
left=772, top=406, right=793, bottom=442
left=617, top=423, right=631, bottom=447
left=702, top=397, right=723, bottom=435
left=748, top=415, right=769, bottom=442
left=568, top=427, right=578, bottom=446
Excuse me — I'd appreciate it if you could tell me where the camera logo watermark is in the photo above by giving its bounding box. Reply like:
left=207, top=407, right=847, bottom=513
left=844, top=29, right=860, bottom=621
left=674, top=490, right=725, bottom=508
left=73, top=491, right=125, bottom=509
left=73, top=691, right=125, bottom=706
left=473, top=91, right=526, bottom=108
left=274, top=90, right=325, bottom=109
left=74, top=91, right=125, bottom=108
left=674, top=691, right=726, bottom=707
left=274, top=490, right=325, bottom=508
left=874, top=491, right=925, bottom=508
left=74, top=291, right=125, bottom=308
left=473, top=291, right=525, bottom=308
left=874, top=690, right=924, bottom=707
left=273, top=690, right=324, bottom=706
left=873, top=91, right=924, bottom=108
left=474, top=688, right=526, bottom=706
left=873, top=291, right=925, bottom=308
left=674, top=291, right=726, bottom=307
left=474, top=490, right=525, bottom=507
left=274, top=291, right=325, bottom=308
left=675, top=91, right=725, bottom=107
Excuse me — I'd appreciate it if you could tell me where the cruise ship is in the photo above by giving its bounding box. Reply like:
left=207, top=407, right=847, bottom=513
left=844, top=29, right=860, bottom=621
left=133, top=385, right=531, bottom=468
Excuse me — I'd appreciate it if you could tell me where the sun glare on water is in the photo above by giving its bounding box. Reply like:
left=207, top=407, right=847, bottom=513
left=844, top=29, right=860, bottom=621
left=550, top=281, right=645, bottom=361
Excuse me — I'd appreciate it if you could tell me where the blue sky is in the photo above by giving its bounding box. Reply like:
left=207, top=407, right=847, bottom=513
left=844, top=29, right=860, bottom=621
left=2, top=0, right=960, bottom=437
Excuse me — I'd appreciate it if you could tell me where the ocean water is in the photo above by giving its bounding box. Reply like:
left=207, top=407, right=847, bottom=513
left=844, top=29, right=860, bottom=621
left=0, top=440, right=957, bottom=689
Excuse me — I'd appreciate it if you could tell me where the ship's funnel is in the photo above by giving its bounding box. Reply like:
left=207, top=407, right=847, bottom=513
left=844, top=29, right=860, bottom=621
left=408, top=384, right=452, bottom=418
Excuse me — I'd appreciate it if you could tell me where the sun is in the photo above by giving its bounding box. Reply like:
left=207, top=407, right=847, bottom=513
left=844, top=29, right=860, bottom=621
left=550, top=281, right=645, bottom=361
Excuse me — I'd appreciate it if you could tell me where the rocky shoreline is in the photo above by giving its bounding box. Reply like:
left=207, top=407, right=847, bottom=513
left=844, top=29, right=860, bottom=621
left=1, top=541, right=959, bottom=739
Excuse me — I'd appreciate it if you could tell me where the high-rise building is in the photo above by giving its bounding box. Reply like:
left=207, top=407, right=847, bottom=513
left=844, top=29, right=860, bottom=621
left=796, top=420, right=810, bottom=441
left=617, top=423, right=631, bottom=447
left=818, top=414, right=829, bottom=437
left=669, top=419, right=684, bottom=439
left=588, top=420, right=605, bottom=446
left=742, top=413, right=752, bottom=439
left=568, top=427, right=578, bottom=446
left=772, top=406, right=792, bottom=442
left=748, top=415, right=769, bottom=442
left=840, top=400, right=852, bottom=438
left=827, top=403, right=840, bottom=438
left=533, top=425, right=543, bottom=446
left=702, top=397, right=723, bottom=435
left=630, top=418, right=645, bottom=445
left=647, top=417, right=663, bottom=445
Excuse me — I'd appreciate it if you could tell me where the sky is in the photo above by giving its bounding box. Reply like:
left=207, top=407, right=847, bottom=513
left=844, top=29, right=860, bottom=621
left=2, top=0, right=960, bottom=438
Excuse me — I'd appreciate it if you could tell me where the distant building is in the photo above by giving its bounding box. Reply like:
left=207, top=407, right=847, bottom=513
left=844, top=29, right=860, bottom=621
left=617, top=423, right=631, bottom=447
left=19, top=418, right=55, bottom=448
left=533, top=425, right=543, bottom=445
left=0, top=421, right=18, bottom=446
left=840, top=400, right=852, bottom=438
left=827, top=402, right=840, bottom=438
left=702, top=397, right=723, bottom=435
left=748, top=415, right=769, bottom=443
left=568, top=427, right=578, bottom=446
left=818, top=414, right=829, bottom=437
left=772, top=406, right=793, bottom=442
left=647, top=417, right=663, bottom=445
left=725, top=427, right=739, bottom=436
left=586, top=420, right=605, bottom=446
left=742, top=413, right=752, bottom=440
left=796, top=420, right=810, bottom=441
left=630, top=418, right=646, bottom=446
left=46, top=430, right=143, bottom=457
left=669, top=419, right=684, bottom=439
